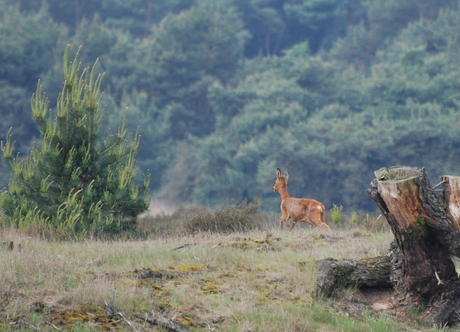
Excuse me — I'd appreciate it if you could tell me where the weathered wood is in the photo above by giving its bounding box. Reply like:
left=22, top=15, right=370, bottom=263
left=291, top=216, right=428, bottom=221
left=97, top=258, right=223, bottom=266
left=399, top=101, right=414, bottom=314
left=316, top=167, right=460, bottom=327
left=367, top=166, right=460, bottom=326
left=105, top=300, right=114, bottom=319
left=314, top=255, right=392, bottom=298
left=442, top=175, right=460, bottom=229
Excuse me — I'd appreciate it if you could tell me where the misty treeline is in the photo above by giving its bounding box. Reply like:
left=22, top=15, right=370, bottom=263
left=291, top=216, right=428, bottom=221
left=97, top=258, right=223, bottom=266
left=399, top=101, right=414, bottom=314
left=1, top=0, right=460, bottom=213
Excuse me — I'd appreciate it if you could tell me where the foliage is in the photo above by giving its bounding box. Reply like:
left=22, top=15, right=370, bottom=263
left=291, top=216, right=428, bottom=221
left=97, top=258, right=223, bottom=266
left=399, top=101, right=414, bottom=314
left=0, top=2, right=62, bottom=90
left=328, top=0, right=458, bottom=66
left=350, top=211, right=358, bottom=226
left=2, top=0, right=460, bottom=214
left=137, top=3, right=249, bottom=138
left=0, top=2, right=66, bottom=186
left=0, top=45, right=150, bottom=239
left=331, top=204, right=343, bottom=225
left=284, top=0, right=367, bottom=51
left=184, top=198, right=261, bottom=233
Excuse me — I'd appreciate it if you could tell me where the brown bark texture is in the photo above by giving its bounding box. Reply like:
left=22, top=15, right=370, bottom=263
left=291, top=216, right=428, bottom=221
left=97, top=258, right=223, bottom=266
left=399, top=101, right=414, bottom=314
left=366, top=166, right=460, bottom=326
left=314, top=167, right=460, bottom=326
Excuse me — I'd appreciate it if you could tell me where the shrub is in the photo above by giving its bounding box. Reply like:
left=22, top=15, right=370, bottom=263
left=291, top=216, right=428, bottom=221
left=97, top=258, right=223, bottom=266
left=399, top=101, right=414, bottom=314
left=350, top=211, right=358, bottom=226
left=185, top=199, right=260, bottom=234
left=330, top=204, right=343, bottom=225
left=0, top=45, right=149, bottom=239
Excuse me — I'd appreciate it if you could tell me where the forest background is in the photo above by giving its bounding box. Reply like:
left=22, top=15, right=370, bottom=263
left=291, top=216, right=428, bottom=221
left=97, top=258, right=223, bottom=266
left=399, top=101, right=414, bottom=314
left=1, top=0, right=460, bottom=213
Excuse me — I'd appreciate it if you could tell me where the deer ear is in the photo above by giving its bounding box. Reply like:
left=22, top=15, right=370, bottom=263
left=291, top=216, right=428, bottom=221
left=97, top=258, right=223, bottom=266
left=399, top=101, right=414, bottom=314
left=276, top=168, right=281, bottom=178
left=284, top=170, right=289, bottom=183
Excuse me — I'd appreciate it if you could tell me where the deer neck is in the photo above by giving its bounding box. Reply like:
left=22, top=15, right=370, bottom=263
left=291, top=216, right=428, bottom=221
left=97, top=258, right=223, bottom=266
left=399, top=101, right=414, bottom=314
left=278, top=185, right=290, bottom=200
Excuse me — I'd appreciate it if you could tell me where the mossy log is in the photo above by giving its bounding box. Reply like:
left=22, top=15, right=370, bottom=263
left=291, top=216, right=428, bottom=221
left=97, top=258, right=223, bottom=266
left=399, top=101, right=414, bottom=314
left=316, top=167, right=460, bottom=327
left=314, top=255, right=392, bottom=298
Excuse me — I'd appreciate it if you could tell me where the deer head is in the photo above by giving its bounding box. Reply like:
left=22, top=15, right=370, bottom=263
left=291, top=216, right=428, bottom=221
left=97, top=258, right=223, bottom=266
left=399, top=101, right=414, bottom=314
left=273, top=168, right=289, bottom=192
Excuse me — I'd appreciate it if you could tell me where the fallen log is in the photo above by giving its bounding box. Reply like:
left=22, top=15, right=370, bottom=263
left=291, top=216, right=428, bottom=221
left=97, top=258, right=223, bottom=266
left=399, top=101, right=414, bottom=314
left=314, top=255, right=392, bottom=298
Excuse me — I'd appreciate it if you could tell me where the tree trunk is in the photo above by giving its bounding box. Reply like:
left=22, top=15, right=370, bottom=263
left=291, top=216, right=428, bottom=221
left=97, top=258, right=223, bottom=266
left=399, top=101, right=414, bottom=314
left=366, top=166, right=460, bottom=326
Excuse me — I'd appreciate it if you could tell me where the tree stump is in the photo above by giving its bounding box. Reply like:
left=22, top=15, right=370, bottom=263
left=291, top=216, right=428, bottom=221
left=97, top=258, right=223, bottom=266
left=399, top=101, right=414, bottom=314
left=315, top=166, right=460, bottom=326
left=368, top=166, right=460, bottom=326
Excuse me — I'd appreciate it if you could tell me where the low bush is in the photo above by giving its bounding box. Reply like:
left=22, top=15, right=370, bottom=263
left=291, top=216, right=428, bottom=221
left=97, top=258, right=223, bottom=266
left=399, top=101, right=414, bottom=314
left=137, top=198, right=263, bottom=237
left=185, top=199, right=261, bottom=234
left=331, top=204, right=343, bottom=225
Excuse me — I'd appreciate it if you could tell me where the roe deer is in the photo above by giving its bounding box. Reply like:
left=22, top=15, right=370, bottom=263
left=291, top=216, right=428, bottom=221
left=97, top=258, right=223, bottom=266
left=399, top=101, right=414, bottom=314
left=273, top=168, right=330, bottom=230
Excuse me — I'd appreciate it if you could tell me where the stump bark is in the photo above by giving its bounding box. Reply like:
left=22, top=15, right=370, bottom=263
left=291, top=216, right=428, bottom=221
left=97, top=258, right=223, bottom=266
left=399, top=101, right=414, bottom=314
left=316, top=166, right=460, bottom=326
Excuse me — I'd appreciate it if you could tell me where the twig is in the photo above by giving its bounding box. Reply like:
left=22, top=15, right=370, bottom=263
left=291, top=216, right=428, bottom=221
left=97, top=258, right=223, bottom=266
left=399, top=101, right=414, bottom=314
left=50, top=324, right=63, bottom=331
left=435, top=271, right=444, bottom=285
left=211, top=242, right=221, bottom=248
left=118, top=312, right=140, bottom=332
left=133, top=313, right=189, bottom=332
left=433, top=180, right=446, bottom=190
left=206, top=322, right=216, bottom=331
left=194, top=256, right=214, bottom=271
left=20, top=321, right=37, bottom=330
left=170, top=244, right=191, bottom=251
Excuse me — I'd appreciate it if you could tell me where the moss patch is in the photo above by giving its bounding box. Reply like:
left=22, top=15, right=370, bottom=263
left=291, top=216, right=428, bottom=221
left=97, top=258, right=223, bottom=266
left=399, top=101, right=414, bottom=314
left=48, top=304, right=118, bottom=330
left=171, top=264, right=204, bottom=274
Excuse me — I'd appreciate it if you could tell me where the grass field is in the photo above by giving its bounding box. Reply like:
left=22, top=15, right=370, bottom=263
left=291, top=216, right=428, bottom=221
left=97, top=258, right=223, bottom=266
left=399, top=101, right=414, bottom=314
left=0, top=210, right=453, bottom=331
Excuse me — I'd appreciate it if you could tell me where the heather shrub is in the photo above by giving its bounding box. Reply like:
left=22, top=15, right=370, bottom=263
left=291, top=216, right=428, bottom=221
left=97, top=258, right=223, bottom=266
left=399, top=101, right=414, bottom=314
left=184, top=199, right=261, bottom=234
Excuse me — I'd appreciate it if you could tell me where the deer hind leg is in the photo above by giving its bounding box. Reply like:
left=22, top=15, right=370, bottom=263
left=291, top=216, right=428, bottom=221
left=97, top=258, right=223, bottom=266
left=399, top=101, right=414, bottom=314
left=308, top=209, right=331, bottom=230
left=312, top=221, right=331, bottom=230
left=318, top=222, right=331, bottom=230
left=318, top=208, right=331, bottom=230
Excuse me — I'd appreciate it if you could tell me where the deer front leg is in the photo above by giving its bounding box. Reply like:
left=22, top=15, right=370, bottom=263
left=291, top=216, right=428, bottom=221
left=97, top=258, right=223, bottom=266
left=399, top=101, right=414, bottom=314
left=289, top=220, right=298, bottom=231
left=280, top=208, right=289, bottom=230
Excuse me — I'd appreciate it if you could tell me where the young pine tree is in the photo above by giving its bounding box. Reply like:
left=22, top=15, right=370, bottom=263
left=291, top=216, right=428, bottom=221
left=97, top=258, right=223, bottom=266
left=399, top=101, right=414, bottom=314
left=0, top=45, right=150, bottom=238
